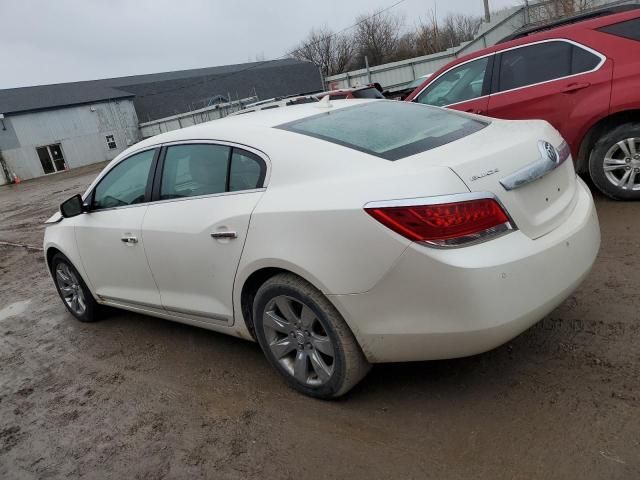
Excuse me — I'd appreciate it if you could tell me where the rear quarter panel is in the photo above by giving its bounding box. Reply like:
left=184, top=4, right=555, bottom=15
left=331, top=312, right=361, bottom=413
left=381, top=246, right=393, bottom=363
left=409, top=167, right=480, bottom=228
left=586, top=29, right=640, bottom=114
left=233, top=129, right=471, bottom=297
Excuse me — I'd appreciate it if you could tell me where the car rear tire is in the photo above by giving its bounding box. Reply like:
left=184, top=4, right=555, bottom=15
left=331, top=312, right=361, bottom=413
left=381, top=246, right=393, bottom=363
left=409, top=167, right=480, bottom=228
left=589, top=122, right=640, bottom=200
left=253, top=273, right=370, bottom=399
left=51, top=253, right=100, bottom=322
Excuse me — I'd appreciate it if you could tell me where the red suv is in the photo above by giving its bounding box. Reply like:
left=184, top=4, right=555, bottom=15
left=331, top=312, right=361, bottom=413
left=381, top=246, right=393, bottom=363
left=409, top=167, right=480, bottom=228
left=406, top=7, right=640, bottom=200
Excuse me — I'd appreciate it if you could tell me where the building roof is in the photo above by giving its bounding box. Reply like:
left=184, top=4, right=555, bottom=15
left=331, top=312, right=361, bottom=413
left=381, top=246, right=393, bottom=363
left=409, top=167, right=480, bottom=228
left=0, top=59, right=323, bottom=121
left=0, top=84, right=134, bottom=116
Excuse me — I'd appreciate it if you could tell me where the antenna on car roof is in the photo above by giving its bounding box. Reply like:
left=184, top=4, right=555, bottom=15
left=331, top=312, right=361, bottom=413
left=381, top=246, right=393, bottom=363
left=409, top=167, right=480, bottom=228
left=315, top=95, right=333, bottom=109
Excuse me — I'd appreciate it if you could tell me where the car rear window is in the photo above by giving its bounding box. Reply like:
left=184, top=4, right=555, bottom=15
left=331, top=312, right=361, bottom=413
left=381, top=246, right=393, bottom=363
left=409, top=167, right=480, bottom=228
left=277, top=101, right=488, bottom=161
left=598, top=18, right=640, bottom=41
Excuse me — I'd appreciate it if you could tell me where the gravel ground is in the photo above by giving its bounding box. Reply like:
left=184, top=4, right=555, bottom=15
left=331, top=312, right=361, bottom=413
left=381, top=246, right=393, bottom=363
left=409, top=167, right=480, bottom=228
left=0, top=165, right=638, bottom=479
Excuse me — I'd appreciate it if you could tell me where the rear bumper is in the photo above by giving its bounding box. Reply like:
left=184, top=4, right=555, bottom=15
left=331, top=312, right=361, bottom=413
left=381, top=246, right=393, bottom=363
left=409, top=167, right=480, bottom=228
left=330, top=178, right=600, bottom=363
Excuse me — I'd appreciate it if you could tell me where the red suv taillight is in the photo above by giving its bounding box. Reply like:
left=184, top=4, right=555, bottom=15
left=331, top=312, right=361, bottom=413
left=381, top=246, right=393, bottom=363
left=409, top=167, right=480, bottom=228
left=365, top=197, right=515, bottom=247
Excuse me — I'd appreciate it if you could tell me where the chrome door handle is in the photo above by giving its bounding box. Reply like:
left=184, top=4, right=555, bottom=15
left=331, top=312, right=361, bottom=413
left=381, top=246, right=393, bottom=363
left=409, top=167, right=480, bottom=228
left=120, top=236, right=138, bottom=244
left=210, top=231, right=237, bottom=239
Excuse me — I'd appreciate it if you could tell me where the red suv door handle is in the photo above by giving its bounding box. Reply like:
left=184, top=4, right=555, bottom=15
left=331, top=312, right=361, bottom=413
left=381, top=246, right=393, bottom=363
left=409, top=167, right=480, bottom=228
left=464, top=108, right=484, bottom=114
left=561, top=82, right=591, bottom=93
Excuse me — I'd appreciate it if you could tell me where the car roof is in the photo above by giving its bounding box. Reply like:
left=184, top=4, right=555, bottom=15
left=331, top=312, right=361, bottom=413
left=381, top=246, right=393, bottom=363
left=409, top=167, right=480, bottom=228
left=132, top=99, right=377, bottom=150
left=430, top=8, right=640, bottom=74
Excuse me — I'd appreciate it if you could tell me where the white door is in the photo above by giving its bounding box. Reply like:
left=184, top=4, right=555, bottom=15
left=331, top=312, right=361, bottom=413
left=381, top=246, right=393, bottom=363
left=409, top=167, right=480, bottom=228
left=142, top=143, right=267, bottom=323
left=74, top=148, right=162, bottom=307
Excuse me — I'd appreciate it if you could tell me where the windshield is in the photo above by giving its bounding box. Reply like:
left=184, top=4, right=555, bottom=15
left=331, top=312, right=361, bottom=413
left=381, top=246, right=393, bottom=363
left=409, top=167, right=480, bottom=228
left=277, top=100, right=487, bottom=161
left=408, top=76, right=429, bottom=89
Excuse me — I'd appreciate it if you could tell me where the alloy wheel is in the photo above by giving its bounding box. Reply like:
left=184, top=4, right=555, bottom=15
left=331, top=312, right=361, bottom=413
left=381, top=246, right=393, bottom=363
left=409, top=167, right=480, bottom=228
left=603, top=138, right=640, bottom=191
left=55, top=263, right=86, bottom=316
left=262, top=295, right=335, bottom=386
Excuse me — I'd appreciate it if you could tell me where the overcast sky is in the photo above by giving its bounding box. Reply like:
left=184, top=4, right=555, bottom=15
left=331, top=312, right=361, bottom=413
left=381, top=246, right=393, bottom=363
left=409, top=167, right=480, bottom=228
left=0, top=0, right=519, bottom=89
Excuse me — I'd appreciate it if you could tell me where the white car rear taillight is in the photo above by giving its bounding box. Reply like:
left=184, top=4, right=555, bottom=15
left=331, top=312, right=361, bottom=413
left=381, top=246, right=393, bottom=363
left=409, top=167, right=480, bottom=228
left=365, top=194, right=516, bottom=248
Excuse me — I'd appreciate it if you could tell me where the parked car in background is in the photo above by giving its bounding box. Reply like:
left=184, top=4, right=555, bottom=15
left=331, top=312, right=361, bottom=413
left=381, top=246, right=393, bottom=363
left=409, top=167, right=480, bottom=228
left=406, top=6, right=640, bottom=200
left=235, top=85, right=385, bottom=115
left=44, top=99, right=599, bottom=398
left=388, top=74, right=432, bottom=100
left=316, top=83, right=385, bottom=100
left=233, top=94, right=318, bottom=114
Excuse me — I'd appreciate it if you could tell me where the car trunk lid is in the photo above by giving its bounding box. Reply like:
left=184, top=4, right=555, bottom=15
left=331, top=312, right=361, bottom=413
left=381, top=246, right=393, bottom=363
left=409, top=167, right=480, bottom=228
left=405, top=119, right=578, bottom=239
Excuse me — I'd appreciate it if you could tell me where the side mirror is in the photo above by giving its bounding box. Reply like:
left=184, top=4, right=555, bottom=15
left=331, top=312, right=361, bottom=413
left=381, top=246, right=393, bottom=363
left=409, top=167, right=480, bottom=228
left=60, top=194, right=86, bottom=218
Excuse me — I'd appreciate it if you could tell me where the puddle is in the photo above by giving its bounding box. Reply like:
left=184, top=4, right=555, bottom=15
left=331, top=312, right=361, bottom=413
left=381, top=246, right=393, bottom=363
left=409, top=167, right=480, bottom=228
left=0, top=300, right=31, bottom=321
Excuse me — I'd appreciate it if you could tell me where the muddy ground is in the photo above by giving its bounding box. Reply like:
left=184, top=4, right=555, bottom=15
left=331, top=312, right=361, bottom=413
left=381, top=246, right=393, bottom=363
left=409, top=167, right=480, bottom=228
left=0, top=165, right=638, bottom=479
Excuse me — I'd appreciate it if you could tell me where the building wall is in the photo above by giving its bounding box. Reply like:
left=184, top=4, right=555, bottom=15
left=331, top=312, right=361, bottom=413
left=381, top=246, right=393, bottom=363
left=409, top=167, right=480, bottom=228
left=0, top=98, right=139, bottom=183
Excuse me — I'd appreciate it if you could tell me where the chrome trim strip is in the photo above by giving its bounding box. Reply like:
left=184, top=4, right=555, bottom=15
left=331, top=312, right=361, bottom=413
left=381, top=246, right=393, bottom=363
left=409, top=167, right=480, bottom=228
left=86, top=188, right=267, bottom=214
left=98, top=295, right=161, bottom=310
left=99, top=296, right=230, bottom=325
left=413, top=38, right=606, bottom=108
left=365, top=191, right=502, bottom=209
left=500, top=140, right=570, bottom=191
left=82, top=139, right=271, bottom=206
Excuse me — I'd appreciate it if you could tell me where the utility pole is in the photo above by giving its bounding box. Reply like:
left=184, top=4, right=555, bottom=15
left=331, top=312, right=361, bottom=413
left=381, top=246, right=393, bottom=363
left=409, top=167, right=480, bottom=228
left=483, top=0, right=490, bottom=23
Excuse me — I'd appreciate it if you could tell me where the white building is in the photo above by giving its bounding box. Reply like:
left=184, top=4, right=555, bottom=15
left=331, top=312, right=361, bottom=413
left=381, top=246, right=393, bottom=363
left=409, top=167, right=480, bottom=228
left=0, top=59, right=323, bottom=185
left=0, top=88, right=139, bottom=184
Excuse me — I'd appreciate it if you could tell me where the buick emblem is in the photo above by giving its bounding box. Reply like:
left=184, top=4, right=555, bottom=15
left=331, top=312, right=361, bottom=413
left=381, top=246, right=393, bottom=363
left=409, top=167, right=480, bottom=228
left=539, top=140, right=559, bottom=164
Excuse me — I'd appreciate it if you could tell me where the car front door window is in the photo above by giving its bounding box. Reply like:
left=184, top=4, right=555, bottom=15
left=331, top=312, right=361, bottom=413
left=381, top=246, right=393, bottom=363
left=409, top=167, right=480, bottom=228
left=416, top=57, right=489, bottom=107
left=93, top=149, right=155, bottom=209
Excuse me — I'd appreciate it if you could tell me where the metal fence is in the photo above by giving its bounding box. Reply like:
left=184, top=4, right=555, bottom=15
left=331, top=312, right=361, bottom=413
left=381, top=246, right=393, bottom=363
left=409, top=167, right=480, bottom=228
left=139, top=96, right=257, bottom=138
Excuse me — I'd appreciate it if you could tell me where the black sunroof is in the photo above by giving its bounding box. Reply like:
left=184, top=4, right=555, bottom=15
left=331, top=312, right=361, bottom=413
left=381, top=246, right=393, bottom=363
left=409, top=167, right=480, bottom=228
left=276, top=101, right=488, bottom=161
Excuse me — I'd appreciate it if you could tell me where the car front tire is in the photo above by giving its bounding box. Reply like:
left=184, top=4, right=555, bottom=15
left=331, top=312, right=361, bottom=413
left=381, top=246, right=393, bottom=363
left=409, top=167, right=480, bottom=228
left=589, top=122, right=640, bottom=200
left=253, top=273, right=370, bottom=399
left=50, top=253, right=100, bottom=322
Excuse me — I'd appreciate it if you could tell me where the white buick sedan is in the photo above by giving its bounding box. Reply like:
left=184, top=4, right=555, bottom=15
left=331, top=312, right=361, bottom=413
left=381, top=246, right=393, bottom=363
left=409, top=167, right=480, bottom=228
left=44, top=100, right=600, bottom=398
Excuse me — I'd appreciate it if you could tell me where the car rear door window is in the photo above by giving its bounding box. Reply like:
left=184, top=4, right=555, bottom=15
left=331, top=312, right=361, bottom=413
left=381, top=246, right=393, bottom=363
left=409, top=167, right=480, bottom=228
left=159, top=144, right=266, bottom=199
left=598, top=18, right=640, bottom=41
left=93, top=149, right=155, bottom=210
left=160, top=144, right=230, bottom=200
left=497, top=41, right=600, bottom=92
left=498, top=41, right=572, bottom=91
left=415, top=56, right=489, bottom=107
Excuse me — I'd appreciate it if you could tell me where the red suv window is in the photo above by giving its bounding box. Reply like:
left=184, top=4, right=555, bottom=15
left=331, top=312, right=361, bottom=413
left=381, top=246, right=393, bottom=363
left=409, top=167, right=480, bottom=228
left=598, top=18, right=640, bottom=41
left=496, top=41, right=600, bottom=92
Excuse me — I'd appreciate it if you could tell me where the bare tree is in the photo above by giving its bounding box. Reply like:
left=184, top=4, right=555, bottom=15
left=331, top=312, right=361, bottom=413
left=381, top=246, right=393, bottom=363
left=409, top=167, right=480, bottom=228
left=395, top=31, right=419, bottom=61
left=523, top=0, right=596, bottom=25
left=290, top=27, right=354, bottom=77
left=291, top=8, right=480, bottom=76
left=352, top=10, right=403, bottom=67
left=415, top=11, right=480, bottom=56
